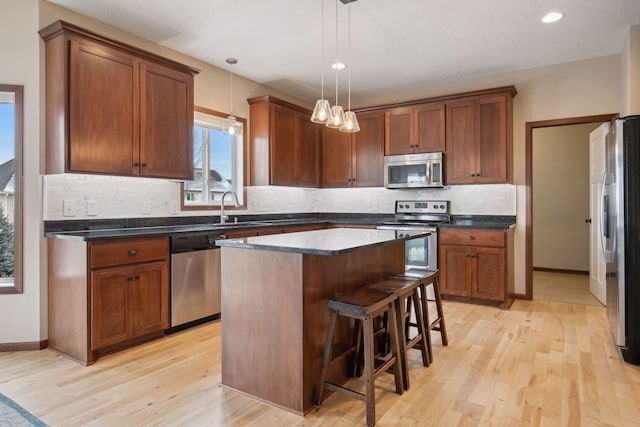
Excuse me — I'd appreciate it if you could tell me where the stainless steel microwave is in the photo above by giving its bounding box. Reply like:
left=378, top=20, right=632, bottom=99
left=383, top=152, right=444, bottom=189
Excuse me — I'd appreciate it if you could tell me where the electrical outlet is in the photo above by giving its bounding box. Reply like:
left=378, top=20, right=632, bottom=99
left=63, top=199, right=76, bottom=217
left=142, top=200, right=151, bottom=215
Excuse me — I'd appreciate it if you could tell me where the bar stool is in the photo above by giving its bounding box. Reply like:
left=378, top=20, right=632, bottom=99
left=364, top=277, right=430, bottom=391
left=314, top=287, right=404, bottom=427
left=393, top=269, right=448, bottom=363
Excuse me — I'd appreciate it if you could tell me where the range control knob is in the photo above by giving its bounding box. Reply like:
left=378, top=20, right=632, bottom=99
left=434, top=205, right=439, bottom=209
left=439, top=204, right=446, bottom=209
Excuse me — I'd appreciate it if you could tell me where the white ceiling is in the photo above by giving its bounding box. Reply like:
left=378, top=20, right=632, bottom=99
left=47, top=0, right=640, bottom=104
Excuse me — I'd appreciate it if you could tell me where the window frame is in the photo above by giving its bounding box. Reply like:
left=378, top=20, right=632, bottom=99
left=180, top=106, right=247, bottom=211
left=0, top=84, right=23, bottom=294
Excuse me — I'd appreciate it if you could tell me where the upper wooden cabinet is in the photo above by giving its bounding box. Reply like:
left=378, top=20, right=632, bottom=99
left=248, top=96, right=321, bottom=187
left=384, top=103, right=445, bottom=155
left=39, top=21, right=198, bottom=180
left=446, top=89, right=515, bottom=184
left=322, top=111, right=384, bottom=187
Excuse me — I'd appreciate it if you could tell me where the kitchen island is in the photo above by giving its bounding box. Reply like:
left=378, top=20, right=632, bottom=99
left=215, top=228, right=418, bottom=415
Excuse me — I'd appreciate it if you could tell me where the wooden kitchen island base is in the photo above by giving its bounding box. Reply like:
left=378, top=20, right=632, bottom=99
left=218, top=229, right=409, bottom=415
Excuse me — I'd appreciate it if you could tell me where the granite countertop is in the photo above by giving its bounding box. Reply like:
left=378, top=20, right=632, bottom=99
left=215, top=227, right=427, bottom=256
left=443, top=215, right=516, bottom=229
left=44, top=213, right=516, bottom=241
left=44, top=218, right=332, bottom=241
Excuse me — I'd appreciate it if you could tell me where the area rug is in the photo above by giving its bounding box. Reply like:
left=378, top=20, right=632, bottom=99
left=0, top=393, right=47, bottom=426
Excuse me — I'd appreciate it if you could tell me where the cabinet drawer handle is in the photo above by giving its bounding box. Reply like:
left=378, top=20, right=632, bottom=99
left=128, top=249, right=138, bottom=256
left=467, top=236, right=475, bottom=240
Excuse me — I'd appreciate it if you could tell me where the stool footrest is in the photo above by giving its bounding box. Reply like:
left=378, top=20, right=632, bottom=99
left=324, top=381, right=366, bottom=402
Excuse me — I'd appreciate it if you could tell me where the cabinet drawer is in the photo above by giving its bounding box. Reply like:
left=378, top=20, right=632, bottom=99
left=90, top=237, right=168, bottom=268
left=439, top=228, right=505, bottom=247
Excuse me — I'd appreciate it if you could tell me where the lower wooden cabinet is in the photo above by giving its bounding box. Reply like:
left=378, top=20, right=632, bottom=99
left=48, top=236, right=169, bottom=365
left=90, top=261, right=168, bottom=350
left=439, top=227, right=514, bottom=308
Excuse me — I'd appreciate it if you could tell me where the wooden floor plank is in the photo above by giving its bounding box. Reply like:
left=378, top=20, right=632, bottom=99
left=1, top=299, right=640, bottom=426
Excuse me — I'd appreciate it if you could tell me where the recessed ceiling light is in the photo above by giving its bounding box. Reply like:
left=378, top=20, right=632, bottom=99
left=542, top=11, right=564, bottom=23
left=331, top=62, right=346, bottom=70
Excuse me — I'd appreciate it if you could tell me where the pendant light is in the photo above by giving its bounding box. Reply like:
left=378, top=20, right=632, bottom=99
left=325, top=0, right=345, bottom=129
left=339, top=0, right=359, bottom=132
left=224, top=58, right=242, bottom=135
left=310, top=0, right=332, bottom=123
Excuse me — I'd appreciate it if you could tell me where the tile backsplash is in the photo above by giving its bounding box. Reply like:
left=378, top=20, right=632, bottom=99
left=43, top=174, right=516, bottom=221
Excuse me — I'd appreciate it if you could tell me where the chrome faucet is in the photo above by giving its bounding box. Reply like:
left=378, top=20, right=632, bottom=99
left=220, top=190, right=240, bottom=224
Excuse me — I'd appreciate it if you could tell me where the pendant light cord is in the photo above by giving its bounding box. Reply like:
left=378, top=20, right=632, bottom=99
left=347, top=0, right=351, bottom=112
left=321, top=0, right=325, bottom=100
left=229, top=62, right=234, bottom=116
left=334, top=0, right=339, bottom=107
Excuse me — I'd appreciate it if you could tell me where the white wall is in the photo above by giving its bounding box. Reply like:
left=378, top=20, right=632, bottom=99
left=532, top=123, right=599, bottom=271
left=0, top=0, right=44, bottom=344
left=621, top=25, right=640, bottom=116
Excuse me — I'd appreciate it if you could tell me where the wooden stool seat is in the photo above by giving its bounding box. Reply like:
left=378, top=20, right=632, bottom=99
left=315, top=287, right=404, bottom=427
left=364, top=277, right=430, bottom=391
left=393, top=269, right=448, bottom=363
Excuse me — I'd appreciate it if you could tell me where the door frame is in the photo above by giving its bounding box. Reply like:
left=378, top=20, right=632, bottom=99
left=525, top=113, right=618, bottom=299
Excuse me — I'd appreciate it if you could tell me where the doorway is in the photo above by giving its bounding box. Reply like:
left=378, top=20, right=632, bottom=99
left=525, top=114, right=617, bottom=303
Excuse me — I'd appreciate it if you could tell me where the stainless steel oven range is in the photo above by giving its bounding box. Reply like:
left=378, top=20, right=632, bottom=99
left=377, top=200, right=451, bottom=272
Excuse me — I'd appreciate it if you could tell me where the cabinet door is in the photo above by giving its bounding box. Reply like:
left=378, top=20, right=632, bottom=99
left=476, top=96, right=507, bottom=183
left=353, top=111, right=384, bottom=187
left=131, top=261, right=169, bottom=336
left=385, top=107, right=414, bottom=155
left=322, top=127, right=353, bottom=187
left=140, top=61, right=194, bottom=179
left=270, top=106, right=298, bottom=186
left=297, top=115, right=321, bottom=187
left=415, top=103, right=445, bottom=152
left=91, top=266, right=132, bottom=349
left=472, top=247, right=505, bottom=301
left=69, top=40, right=138, bottom=175
left=446, top=100, right=476, bottom=184
left=440, top=245, right=471, bottom=297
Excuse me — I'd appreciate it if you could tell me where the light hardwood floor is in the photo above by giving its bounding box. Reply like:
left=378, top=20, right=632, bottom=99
left=1, top=299, right=639, bottom=426
left=533, top=271, right=602, bottom=307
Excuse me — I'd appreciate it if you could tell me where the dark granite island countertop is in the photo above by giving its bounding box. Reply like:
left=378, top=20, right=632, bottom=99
left=219, top=227, right=410, bottom=415
left=216, top=227, right=426, bottom=255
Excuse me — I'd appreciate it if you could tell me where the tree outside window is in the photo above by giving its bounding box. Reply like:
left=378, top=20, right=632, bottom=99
left=182, top=107, right=245, bottom=208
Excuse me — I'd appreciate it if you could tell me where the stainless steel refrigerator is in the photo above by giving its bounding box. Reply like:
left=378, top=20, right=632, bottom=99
left=604, top=116, right=640, bottom=365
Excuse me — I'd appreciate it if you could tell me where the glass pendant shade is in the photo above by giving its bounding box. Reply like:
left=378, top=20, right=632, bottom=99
left=225, top=115, right=241, bottom=135
left=339, top=111, right=360, bottom=132
left=326, top=105, right=345, bottom=128
left=311, top=99, right=332, bottom=123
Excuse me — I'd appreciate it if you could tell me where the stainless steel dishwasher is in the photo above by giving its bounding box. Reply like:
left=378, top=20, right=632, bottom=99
left=169, top=231, right=225, bottom=331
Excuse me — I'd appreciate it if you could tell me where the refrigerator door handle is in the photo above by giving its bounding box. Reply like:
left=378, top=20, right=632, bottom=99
left=600, top=172, right=616, bottom=263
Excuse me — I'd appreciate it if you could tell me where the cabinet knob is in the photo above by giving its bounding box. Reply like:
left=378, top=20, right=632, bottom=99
left=128, top=249, right=138, bottom=256
left=141, top=163, right=147, bottom=168
left=467, top=235, right=475, bottom=240
left=135, top=275, right=140, bottom=280
left=127, top=276, right=133, bottom=281
left=134, top=162, right=140, bottom=167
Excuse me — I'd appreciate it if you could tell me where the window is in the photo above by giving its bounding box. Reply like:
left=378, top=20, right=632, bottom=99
left=182, top=106, right=245, bottom=209
left=0, top=85, right=23, bottom=294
